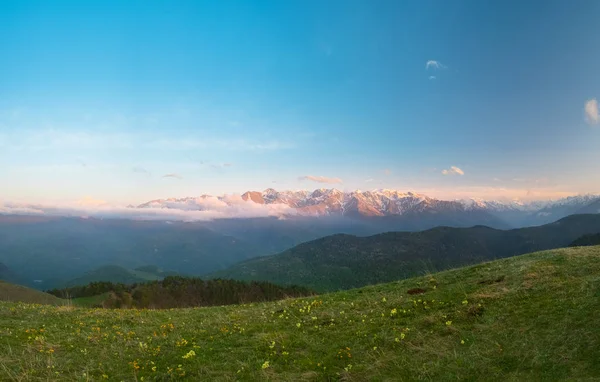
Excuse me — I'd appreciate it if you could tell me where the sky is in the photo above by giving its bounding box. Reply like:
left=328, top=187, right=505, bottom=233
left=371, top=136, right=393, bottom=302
left=1, top=0, right=599, bottom=206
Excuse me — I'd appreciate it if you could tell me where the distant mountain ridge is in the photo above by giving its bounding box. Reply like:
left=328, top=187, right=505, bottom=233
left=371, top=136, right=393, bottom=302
left=138, top=188, right=600, bottom=226
left=209, top=214, right=600, bottom=292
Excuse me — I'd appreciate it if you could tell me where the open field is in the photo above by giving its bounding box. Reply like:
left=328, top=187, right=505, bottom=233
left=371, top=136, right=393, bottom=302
left=1, top=246, right=599, bottom=381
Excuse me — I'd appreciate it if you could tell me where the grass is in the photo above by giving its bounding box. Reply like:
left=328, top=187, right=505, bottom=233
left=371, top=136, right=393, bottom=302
left=0, top=281, right=64, bottom=306
left=71, top=293, right=111, bottom=308
left=1, top=246, right=600, bottom=381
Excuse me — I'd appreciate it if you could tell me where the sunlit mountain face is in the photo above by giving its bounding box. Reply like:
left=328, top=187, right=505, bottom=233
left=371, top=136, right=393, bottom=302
left=136, top=188, right=600, bottom=226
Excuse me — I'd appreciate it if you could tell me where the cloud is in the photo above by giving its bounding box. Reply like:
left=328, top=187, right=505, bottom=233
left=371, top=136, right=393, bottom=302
left=441, top=166, right=465, bottom=176
left=298, top=175, right=343, bottom=184
left=425, top=60, right=446, bottom=70
left=381, top=169, right=391, bottom=175
left=209, top=162, right=233, bottom=169
left=417, top=186, right=577, bottom=203
left=162, top=173, right=183, bottom=179
left=132, top=166, right=150, bottom=175
left=0, top=195, right=297, bottom=222
left=364, top=178, right=374, bottom=183
left=584, top=98, right=599, bottom=125
left=429, top=76, right=436, bottom=80
left=145, top=138, right=292, bottom=151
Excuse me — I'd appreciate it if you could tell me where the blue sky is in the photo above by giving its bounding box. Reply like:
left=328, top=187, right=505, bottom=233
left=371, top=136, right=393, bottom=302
left=0, top=0, right=599, bottom=204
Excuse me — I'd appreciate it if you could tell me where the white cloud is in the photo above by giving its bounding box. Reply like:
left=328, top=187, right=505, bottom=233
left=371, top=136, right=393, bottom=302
left=441, top=166, right=465, bottom=176
left=364, top=178, right=374, bottom=183
left=0, top=195, right=297, bottom=222
left=429, top=76, right=436, bottom=80
left=426, top=60, right=446, bottom=70
left=298, top=175, right=343, bottom=184
left=584, top=98, right=599, bottom=125
left=162, top=173, right=183, bottom=179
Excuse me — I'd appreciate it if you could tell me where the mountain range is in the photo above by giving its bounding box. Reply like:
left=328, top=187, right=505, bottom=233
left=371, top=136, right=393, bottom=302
left=208, top=214, right=600, bottom=292
left=2, top=189, right=600, bottom=290
left=138, top=188, right=600, bottom=227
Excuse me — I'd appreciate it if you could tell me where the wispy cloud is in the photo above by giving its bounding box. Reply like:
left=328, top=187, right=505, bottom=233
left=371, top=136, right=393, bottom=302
left=10, top=129, right=132, bottom=151
left=145, top=138, right=292, bottom=151
left=382, top=169, right=391, bottom=175
left=298, top=175, right=343, bottom=184
left=418, top=186, right=577, bottom=203
left=209, top=162, right=233, bottom=169
left=585, top=98, right=599, bottom=125
left=162, top=173, right=183, bottom=179
left=429, top=76, right=436, bottom=80
left=425, top=60, right=446, bottom=70
left=364, top=178, right=374, bottom=183
left=6, top=129, right=294, bottom=152
left=441, top=166, right=465, bottom=176
left=132, top=166, right=150, bottom=175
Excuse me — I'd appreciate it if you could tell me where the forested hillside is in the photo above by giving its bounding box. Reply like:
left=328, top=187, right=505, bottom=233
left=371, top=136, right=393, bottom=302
left=47, top=277, right=314, bottom=309
left=211, top=214, right=600, bottom=291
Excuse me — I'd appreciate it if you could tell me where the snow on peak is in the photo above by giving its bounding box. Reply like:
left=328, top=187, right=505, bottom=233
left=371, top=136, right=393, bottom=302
left=135, top=188, right=600, bottom=219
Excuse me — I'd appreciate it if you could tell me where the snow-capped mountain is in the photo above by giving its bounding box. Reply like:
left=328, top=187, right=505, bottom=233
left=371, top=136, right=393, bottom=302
left=137, top=188, right=600, bottom=227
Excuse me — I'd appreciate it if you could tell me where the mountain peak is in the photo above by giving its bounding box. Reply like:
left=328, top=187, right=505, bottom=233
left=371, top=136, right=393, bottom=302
left=136, top=189, right=600, bottom=223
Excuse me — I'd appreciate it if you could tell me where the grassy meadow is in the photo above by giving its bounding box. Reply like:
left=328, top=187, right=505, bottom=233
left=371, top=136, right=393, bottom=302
left=1, top=246, right=599, bottom=381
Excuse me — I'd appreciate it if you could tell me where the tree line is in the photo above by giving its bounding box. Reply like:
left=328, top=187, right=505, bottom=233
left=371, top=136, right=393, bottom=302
left=47, top=276, right=315, bottom=309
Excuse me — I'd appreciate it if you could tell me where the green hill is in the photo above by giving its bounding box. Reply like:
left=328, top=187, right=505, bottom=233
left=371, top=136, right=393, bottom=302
left=0, top=262, right=23, bottom=285
left=570, top=232, right=600, bottom=247
left=209, top=214, right=600, bottom=291
left=0, top=281, right=63, bottom=305
left=1, top=246, right=600, bottom=380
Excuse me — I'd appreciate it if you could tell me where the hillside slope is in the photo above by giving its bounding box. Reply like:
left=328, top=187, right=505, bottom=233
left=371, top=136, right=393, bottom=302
left=570, top=232, right=600, bottom=247
left=1, top=246, right=599, bottom=381
left=210, top=214, right=600, bottom=291
left=0, top=262, right=21, bottom=284
left=0, top=281, right=63, bottom=305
